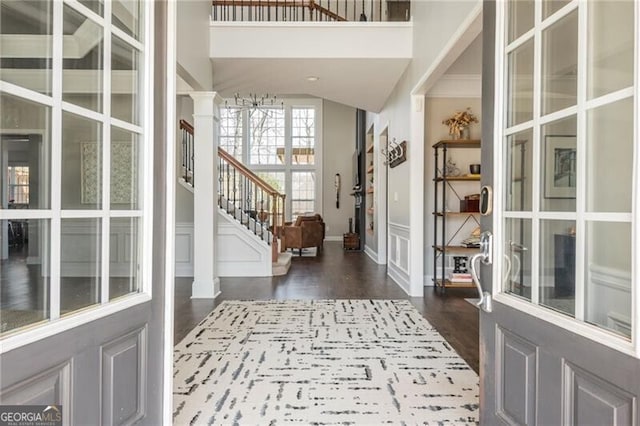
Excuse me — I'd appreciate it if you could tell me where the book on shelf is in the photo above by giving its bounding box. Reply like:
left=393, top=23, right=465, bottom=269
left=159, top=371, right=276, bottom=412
left=448, top=272, right=473, bottom=283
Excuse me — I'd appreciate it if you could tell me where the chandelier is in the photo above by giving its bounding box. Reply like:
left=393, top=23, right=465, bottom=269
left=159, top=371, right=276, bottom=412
left=227, top=93, right=284, bottom=112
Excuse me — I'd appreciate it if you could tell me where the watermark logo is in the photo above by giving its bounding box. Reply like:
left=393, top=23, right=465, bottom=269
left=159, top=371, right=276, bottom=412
left=0, top=405, right=62, bottom=426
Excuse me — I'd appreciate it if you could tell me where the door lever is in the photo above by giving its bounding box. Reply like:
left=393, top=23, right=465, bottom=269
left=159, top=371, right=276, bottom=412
left=470, top=231, right=493, bottom=312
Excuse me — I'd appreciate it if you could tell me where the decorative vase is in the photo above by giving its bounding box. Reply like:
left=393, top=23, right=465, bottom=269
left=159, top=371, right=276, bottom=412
left=461, top=126, right=471, bottom=139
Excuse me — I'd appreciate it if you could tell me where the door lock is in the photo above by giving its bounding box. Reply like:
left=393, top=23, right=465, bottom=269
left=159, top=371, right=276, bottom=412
left=480, top=185, right=493, bottom=216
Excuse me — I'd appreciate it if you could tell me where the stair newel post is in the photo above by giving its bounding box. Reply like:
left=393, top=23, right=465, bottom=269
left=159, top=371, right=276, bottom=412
left=190, top=92, right=222, bottom=299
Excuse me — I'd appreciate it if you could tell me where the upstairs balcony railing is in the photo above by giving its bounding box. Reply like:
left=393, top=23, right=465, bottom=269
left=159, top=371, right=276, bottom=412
left=211, top=0, right=410, bottom=22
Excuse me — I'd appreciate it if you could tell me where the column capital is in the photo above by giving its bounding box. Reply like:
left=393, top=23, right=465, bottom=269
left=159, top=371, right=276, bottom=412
left=189, top=92, right=224, bottom=116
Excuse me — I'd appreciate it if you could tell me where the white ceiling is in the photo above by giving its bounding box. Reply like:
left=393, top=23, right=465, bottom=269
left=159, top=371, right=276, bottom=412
left=211, top=57, right=410, bottom=112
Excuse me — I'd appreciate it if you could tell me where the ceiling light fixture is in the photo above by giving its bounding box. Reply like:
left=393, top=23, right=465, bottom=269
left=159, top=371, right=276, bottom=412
left=306, top=76, right=320, bottom=82
left=226, top=93, right=284, bottom=112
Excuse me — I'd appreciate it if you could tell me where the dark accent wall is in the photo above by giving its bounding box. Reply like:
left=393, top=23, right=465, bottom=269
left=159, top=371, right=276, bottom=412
left=354, top=109, right=366, bottom=249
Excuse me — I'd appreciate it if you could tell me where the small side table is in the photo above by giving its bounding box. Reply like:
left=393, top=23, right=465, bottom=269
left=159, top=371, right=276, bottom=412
left=343, top=233, right=360, bottom=250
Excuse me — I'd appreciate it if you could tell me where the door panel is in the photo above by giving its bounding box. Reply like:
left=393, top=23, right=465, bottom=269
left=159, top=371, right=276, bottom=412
left=101, top=327, right=147, bottom=425
left=566, top=364, right=635, bottom=426
left=485, top=303, right=640, bottom=425
left=495, top=328, right=537, bottom=426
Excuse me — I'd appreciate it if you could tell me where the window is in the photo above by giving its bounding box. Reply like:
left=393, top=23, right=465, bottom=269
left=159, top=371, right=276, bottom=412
left=249, top=108, right=285, bottom=165
left=0, top=0, right=151, bottom=336
left=291, top=171, right=315, bottom=218
left=7, top=167, right=30, bottom=205
left=291, top=108, right=315, bottom=165
left=219, top=101, right=322, bottom=221
left=220, top=107, right=243, bottom=160
left=499, top=0, right=636, bottom=342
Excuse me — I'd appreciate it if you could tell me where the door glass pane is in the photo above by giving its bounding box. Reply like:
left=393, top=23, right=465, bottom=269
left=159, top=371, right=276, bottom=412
left=291, top=108, right=315, bottom=165
left=0, top=0, right=53, bottom=95
left=503, top=218, right=532, bottom=301
left=542, top=10, right=578, bottom=115
left=60, top=218, right=101, bottom=314
left=540, top=115, right=576, bottom=212
left=540, top=220, right=575, bottom=316
left=1, top=93, right=51, bottom=209
left=63, top=5, right=103, bottom=112
left=586, top=98, right=633, bottom=213
left=112, top=35, right=140, bottom=125
left=111, top=127, right=139, bottom=209
left=507, top=0, right=534, bottom=43
left=543, top=0, right=570, bottom=19
left=507, top=39, right=534, bottom=127
left=292, top=171, right=315, bottom=219
left=588, top=0, right=634, bottom=99
left=78, top=0, right=104, bottom=16
left=585, top=221, right=631, bottom=339
left=249, top=109, right=285, bottom=165
left=110, top=217, right=139, bottom=300
left=0, top=219, right=50, bottom=334
left=62, top=112, right=102, bottom=210
left=505, top=128, right=533, bottom=211
left=220, top=108, right=243, bottom=161
left=113, top=0, right=141, bottom=40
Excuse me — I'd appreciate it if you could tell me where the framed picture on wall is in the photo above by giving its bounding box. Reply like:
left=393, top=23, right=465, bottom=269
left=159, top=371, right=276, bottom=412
left=544, top=135, right=576, bottom=199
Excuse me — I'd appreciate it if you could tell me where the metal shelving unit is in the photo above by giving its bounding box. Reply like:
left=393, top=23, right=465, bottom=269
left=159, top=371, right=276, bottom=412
left=432, top=139, right=481, bottom=294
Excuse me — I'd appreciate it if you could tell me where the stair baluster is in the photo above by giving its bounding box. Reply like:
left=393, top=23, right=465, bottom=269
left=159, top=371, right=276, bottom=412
left=180, top=120, right=286, bottom=261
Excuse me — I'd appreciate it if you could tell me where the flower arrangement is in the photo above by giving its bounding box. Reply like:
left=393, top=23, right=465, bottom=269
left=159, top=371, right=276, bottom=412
left=442, top=108, right=478, bottom=139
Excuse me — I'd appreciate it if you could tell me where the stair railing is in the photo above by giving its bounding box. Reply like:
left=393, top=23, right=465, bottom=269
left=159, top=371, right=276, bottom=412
left=212, top=0, right=358, bottom=22
left=179, top=120, right=195, bottom=186
left=218, top=147, right=286, bottom=245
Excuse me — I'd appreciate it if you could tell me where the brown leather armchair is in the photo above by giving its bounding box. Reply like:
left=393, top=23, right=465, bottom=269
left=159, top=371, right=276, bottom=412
left=282, top=214, right=325, bottom=256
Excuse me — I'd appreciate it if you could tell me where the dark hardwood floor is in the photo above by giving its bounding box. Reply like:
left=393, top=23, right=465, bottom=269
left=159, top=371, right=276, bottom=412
left=174, top=241, right=480, bottom=373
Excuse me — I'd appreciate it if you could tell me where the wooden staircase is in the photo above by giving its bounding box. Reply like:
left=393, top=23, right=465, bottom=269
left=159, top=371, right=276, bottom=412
left=180, top=120, right=291, bottom=275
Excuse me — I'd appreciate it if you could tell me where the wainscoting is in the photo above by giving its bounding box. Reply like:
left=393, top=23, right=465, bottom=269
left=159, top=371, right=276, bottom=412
left=175, top=210, right=273, bottom=278
left=587, top=264, right=631, bottom=336
left=175, top=223, right=194, bottom=277
left=388, top=222, right=410, bottom=295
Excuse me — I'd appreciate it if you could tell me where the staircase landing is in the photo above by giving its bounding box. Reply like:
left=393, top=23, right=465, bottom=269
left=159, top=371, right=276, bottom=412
left=272, top=252, right=292, bottom=276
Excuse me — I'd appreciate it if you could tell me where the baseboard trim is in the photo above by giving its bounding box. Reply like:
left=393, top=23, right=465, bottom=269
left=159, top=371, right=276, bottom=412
left=324, top=236, right=342, bottom=242
left=364, top=245, right=381, bottom=264
left=423, top=275, right=435, bottom=287
left=388, top=263, right=410, bottom=296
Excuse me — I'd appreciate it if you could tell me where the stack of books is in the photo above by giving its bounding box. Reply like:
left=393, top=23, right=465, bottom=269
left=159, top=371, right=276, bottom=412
left=449, top=272, right=473, bottom=283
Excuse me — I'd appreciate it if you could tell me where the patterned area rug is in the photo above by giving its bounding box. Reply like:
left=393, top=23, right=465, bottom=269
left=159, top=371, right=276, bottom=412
left=173, top=300, right=479, bottom=425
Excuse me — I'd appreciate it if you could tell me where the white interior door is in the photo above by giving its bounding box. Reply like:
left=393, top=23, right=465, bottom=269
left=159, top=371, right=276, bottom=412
left=479, top=0, right=640, bottom=423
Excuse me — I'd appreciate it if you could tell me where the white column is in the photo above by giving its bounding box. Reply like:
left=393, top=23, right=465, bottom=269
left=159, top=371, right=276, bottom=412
left=409, top=94, right=425, bottom=296
left=190, top=92, right=222, bottom=298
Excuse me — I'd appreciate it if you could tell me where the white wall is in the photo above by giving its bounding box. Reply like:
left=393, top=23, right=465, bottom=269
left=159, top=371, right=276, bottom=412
left=365, top=0, right=481, bottom=292
left=322, top=100, right=356, bottom=238
left=177, top=0, right=213, bottom=90
left=367, top=1, right=481, bottom=227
